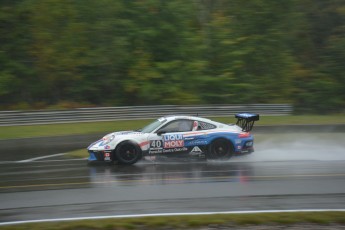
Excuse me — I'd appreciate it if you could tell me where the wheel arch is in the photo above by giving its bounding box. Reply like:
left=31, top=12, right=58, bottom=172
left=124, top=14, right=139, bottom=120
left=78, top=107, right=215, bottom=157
left=207, top=136, right=235, bottom=160
left=207, top=136, right=235, bottom=153
left=113, top=139, right=141, bottom=151
left=112, top=140, right=143, bottom=164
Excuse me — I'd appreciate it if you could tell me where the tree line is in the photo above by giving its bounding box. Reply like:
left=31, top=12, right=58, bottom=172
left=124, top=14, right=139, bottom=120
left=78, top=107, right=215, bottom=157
left=0, top=0, right=344, bottom=113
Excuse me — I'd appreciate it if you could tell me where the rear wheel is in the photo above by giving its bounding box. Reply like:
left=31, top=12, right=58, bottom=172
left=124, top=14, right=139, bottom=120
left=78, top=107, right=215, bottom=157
left=207, top=138, right=233, bottom=160
left=114, top=141, right=142, bottom=165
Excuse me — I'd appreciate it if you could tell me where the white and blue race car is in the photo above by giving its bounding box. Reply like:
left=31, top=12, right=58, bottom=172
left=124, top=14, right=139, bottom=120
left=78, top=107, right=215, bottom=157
left=87, top=113, right=259, bottom=165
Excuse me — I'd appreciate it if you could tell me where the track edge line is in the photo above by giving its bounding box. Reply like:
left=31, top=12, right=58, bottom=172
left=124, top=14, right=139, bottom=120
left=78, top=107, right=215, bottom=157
left=1, top=209, right=345, bottom=226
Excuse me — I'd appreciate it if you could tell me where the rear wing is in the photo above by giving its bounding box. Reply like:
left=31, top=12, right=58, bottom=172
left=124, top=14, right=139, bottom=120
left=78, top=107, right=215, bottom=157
left=235, top=113, right=259, bottom=132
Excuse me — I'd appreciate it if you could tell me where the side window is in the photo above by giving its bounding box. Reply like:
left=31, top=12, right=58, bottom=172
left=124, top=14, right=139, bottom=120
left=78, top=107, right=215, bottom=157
left=198, top=121, right=216, bottom=130
left=157, top=119, right=193, bottom=133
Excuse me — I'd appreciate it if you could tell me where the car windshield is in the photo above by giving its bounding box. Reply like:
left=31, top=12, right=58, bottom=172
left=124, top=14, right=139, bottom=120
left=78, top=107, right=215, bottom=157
left=140, top=118, right=166, bottom=133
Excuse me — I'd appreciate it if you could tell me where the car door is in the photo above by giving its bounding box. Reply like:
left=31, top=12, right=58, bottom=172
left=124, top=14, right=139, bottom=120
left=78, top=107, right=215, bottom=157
left=147, top=119, right=193, bottom=157
left=183, top=120, right=210, bottom=157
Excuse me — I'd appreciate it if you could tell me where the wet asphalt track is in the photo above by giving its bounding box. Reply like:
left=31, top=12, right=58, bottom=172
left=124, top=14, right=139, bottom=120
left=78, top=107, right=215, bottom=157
left=1, top=133, right=345, bottom=223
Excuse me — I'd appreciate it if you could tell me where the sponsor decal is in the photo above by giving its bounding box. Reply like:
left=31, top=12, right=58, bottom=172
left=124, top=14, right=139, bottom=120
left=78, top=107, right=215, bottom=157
left=187, top=140, right=208, bottom=146
left=163, top=134, right=184, bottom=148
left=149, top=147, right=188, bottom=154
left=112, top=131, right=144, bottom=136
left=191, top=146, right=203, bottom=153
left=149, top=149, right=162, bottom=154
left=149, top=140, right=163, bottom=154
left=149, top=135, right=187, bottom=153
left=117, top=131, right=133, bottom=135
left=245, top=141, right=253, bottom=147
left=104, top=152, right=111, bottom=161
left=235, top=139, right=242, bottom=144
left=163, top=134, right=183, bottom=141
left=150, top=140, right=163, bottom=148
left=104, top=145, right=111, bottom=150
left=163, top=147, right=187, bottom=153
left=164, top=140, right=184, bottom=148
left=189, top=146, right=203, bottom=156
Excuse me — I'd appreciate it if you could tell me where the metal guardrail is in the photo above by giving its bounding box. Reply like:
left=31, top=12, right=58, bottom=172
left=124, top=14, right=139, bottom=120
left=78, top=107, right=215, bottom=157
left=0, top=104, right=292, bottom=126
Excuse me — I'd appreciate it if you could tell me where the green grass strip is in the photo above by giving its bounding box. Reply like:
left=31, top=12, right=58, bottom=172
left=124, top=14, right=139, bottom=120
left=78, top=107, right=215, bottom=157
left=0, top=119, right=152, bottom=140
left=1, top=211, right=344, bottom=230
left=0, top=115, right=344, bottom=140
left=65, top=149, right=87, bottom=159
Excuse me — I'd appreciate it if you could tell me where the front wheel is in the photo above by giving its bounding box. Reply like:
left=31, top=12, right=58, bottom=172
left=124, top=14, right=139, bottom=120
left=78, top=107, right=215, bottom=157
left=114, top=141, right=142, bottom=165
left=207, top=138, right=233, bottom=160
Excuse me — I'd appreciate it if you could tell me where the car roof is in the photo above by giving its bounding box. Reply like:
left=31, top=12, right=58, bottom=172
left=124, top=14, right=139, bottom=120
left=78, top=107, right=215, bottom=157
left=162, top=115, right=215, bottom=123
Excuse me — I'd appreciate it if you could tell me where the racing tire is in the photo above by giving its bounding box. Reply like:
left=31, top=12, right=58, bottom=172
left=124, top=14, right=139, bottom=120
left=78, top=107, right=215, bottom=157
left=114, top=141, right=142, bottom=165
left=207, top=138, right=234, bottom=160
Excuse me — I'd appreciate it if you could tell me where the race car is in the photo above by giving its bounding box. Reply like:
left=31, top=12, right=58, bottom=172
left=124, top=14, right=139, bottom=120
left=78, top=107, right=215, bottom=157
left=87, top=113, right=259, bottom=165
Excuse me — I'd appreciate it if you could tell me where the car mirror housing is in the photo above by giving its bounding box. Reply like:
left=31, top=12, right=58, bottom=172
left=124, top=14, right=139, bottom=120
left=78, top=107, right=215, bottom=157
left=157, top=130, right=166, bottom=136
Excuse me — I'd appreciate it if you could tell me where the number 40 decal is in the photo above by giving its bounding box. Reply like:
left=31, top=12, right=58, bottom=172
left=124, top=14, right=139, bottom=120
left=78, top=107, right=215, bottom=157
left=150, top=140, right=162, bottom=148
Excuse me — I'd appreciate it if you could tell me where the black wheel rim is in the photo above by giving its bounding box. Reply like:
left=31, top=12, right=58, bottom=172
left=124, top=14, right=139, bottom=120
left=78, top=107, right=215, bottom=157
left=212, top=140, right=229, bottom=158
left=119, top=144, right=138, bottom=162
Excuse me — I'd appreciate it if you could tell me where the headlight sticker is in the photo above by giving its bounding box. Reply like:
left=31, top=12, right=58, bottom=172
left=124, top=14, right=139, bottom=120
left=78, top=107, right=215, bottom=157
left=102, top=134, right=115, bottom=145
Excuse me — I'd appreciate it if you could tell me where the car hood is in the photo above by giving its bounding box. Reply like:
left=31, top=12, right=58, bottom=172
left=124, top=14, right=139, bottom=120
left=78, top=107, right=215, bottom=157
left=105, top=130, right=144, bottom=137
left=101, top=130, right=146, bottom=142
left=88, top=130, right=146, bottom=150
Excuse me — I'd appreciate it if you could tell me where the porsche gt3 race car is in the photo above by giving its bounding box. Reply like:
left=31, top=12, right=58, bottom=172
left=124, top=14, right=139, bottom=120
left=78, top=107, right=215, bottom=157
left=87, top=113, right=259, bottom=165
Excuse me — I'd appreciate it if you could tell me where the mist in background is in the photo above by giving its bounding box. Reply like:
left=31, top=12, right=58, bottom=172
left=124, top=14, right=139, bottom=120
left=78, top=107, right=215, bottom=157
left=1, top=0, right=344, bottom=113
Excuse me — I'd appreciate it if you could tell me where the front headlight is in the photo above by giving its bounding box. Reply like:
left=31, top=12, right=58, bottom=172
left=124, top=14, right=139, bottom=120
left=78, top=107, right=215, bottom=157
left=102, top=134, right=115, bottom=145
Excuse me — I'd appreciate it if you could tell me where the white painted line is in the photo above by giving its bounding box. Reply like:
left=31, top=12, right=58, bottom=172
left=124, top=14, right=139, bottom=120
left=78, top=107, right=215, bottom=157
left=0, top=157, right=86, bottom=164
left=0, top=209, right=344, bottom=226
left=17, top=153, right=66, bottom=163
left=0, top=161, right=18, bottom=164
left=32, top=158, right=87, bottom=162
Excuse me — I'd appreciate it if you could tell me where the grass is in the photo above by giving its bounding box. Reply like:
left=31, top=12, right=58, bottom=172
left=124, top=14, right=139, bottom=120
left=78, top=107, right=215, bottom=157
left=0, top=115, right=344, bottom=140
left=0, top=119, right=153, bottom=140
left=1, top=211, right=344, bottom=230
left=65, top=149, right=87, bottom=159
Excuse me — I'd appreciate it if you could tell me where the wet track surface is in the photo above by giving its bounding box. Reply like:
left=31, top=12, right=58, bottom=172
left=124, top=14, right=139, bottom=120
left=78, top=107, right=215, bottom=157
left=1, top=133, right=345, bottom=223
left=1, top=159, right=345, bottom=222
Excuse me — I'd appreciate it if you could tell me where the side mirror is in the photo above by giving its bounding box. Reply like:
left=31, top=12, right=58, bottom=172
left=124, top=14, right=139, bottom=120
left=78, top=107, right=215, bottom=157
left=157, top=130, right=166, bottom=136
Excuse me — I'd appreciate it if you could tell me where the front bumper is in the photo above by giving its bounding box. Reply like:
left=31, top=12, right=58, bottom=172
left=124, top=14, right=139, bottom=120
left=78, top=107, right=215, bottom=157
left=88, top=150, right=112, bottom=162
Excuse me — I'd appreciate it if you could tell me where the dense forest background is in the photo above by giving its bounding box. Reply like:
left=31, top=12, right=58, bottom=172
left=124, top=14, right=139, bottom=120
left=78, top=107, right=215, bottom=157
left=0, top=0, right=344, bottom=113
